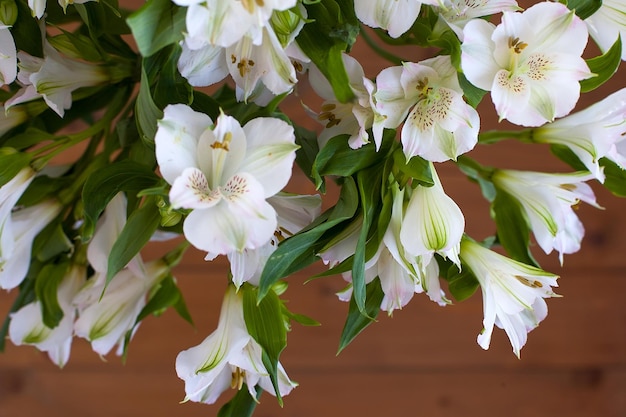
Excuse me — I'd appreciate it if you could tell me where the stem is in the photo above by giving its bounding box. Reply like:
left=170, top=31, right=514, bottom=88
left=359, top=27, right=407, bottom=65
left=478, top=129, right=532, bottom=144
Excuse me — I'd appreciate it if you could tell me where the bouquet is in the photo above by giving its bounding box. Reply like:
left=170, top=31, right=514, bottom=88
left=0, top=0, right=624, bottom=414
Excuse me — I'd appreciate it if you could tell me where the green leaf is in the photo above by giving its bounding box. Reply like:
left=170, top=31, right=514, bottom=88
left=294, top=126, right=321, bottom=187
left=392, top=148, right=433, bottom=187
left=600, top=158, right=626, bottom=197
left=0, top=148, right=31, bottom=188
left=439, top=257, right=479, bottom=302
left=457, top=156, right=496, bottom=202
left=135, top=274, right=193, bottom=324
left=567, top=0, right=603, bottom=19
left=217, top=385, right=262, bottom=417
left=148, top=45, right=193, bottom=107
left=312, top=130, right=394, bottom=189
left=242, top=285, right=287, bottom=406
left=297, top=0, right=356, bottom=103
left=492, top=189, right=538, bottom=266
left=48, top=31, right=103, bottom=62
left=33, top=223, right=73, bottom=263
left=34, top=262, right=69, bottom=329
left=257, top=177, right=358, bottom=301
left=337, top=277, right=384, bottom=354
left=3, top=128, right=57, bottom=151
left=581, top=36, right=621, bottom=93
left=126, top=0, right=186, bottom=57
left=458, top=72, right=487, bottom=108
left=82, top=160, right=160, bottom=240
left=135, top=63, right=163, bottom=143
left=12, top=0, right=43, bottom=57
left=74, top=0, right=130, bottom=38
left=107, top=196, right=161, bottom=284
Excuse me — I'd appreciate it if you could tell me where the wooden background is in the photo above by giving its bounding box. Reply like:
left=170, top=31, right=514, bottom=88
left=1, top=6, right=625, bottom=417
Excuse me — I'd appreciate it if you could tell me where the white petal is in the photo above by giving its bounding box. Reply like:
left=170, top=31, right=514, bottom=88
left=461, top=19, right=500, bottom=91
left=178, top=41, right=228, bottom=87
left=170, top=167, right=221, bottom=209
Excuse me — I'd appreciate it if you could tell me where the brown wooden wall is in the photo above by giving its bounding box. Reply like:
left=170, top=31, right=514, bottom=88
left=1, top=6, right=625, bottom=417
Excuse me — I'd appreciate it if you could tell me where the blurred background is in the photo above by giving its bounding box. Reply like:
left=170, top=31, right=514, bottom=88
left=1, top=3, right=625, bottom=416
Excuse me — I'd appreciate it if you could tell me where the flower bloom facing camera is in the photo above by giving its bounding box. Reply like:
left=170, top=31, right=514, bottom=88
left=460, top=238, right=560, bottom=357
left=176, top=285, right=297, bottom=404
left=461, top=2, right=592, bottom=126
left=155, top=104, right=298, bottom=258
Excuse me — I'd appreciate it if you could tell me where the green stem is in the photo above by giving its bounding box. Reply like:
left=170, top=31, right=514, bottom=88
left=478, top=129, right=533, bottom=144
left=359, top=26, right=407, bottom=65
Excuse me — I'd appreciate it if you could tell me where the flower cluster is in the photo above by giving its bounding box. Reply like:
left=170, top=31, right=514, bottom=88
left=0, top=0, right=624, bottom=414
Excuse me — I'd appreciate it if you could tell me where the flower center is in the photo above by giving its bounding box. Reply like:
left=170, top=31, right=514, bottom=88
left=318, top=103, right=341, bottom=128
left=515, top=275, right=543, bottom=288
left=241, top=0, right=265, bottom=13
left=230, top=367, right=246, bottom=390
left=416, top=78, right=433, bottom=101
left=231, top=54, right=256, bottom=78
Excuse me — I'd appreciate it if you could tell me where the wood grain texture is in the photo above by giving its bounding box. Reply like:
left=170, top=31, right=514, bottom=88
left=1, top=5, right=626, bottom=417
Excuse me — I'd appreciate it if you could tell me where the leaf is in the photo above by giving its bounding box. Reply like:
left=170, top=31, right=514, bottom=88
left=294, top=126, right=321, bottom=187
left=581, top=36, right=621, bottom=93
left=600, top=157, right=626, bottom=198
left=135, top=63, right=163, bottom=143
left=392, top=148, right=433, bottom=187
left=337, top=277, right=384, bottom=354
left=491, top=189, right=538, bottom=266
left=0, top=148, right=31, bottom=188
left=126, top=0, right=186, bottom=57
left=34, top=262, right=69, bottom=329
left=106, top=196, right=161, bottom=284
left=82, top=160, right=160, bottom=241
left=257, top=177, right=359, bottom=301
left=12, top=0, right=43, bottom=57
left=242, top=285, right=287, bottom=406
left=567, top=0, right=603, bottom=19
left=297, top=0, right=356, bottom=103
left=217, top=385, right=262, bottom=417
left=458, top=72, right=487, bottom=108
left=146, top=44, right=194, bottom=107
left=439, top=256, right=479, bottom=302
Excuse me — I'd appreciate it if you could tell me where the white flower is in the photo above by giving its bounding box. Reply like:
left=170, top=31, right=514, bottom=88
left=6, top=43, right=110, bottom=117
left=461, top=2, right=592, bottom=126
left=533, top=88, right=626, bottom=182
left=73, top=260, right=168, bottom=356
left=374, top=55, right=479, bottom=161
left=308, top=54, right=376, bottom=149
left=227, top=192, right=321, bottom=288
left=0, top=199, right=62, bottom=290
left=8, top=265, right=85, bottom=367
left=155, top=104, right=298, bottom=257
left=28, top=0, right=96, bottom=18
left=354, top=0, right=422, bottom=38
left=460, top=238, right=559, bottom=357
left=0, top=167, right=35, bottom=265
left=400, top=164, right=465, bottom=268
left=0, top=25, right=16, bottom=86
left=175, top=285, right=297, bottom=404
left=423, top=0, right=519, bottom=40
left=492, top=169, right=600, bottom=264
left=585, top=0, right=626, bottom=61
left=0, top=105, right=29, bottom=137
left=178, top=0, right=297, bottom=48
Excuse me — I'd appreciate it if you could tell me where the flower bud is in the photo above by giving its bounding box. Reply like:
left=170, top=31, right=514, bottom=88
left=0, top=0, right=17, bottom=26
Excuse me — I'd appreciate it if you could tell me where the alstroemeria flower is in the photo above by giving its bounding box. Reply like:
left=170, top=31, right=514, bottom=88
left=155, top=104, right=298, bottom=257
left=0, top=25, right=16, bottom=86
left=423, top=0, right=519, bottom=40
left=227, top=192, right=321, bottom=288
left=461, top=2, right=592, bottom=126
left=492, top=170, right=600, bottom=264
left=533, top=88, right=626, bottom=182
left=354, top=0, right=422, bottom=38
left=460, top=238, right=559, bottom=357
left=1, top=199, right=62, bottom=290
left=374, top=55, right=479, bottom=161
left=585, top=0, right=626, bottom=61
left=176, top=285, right=297, bottom=404
left=8, top=265, right=85, bottom=367
left=0, top=167, right=35, bottom=265
left=400, top=164, right=465, bottom=268
left=177, top=0, right=296, bottom=48
left=6, top=43, right=111, bottom=117
left=73, top=260, right=168, bottom=356
left=308, top=54, right=376, bottom=149
left=28, top=0, right=97, bottom=18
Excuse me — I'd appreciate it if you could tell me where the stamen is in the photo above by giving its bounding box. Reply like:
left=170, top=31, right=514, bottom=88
left=230, top=367, right=246, bottom=390
left=508, top=36, right=528, bottom=54
left=515, top=275, right=543, bottom=288
left=210, top=131, right=232, bottom=151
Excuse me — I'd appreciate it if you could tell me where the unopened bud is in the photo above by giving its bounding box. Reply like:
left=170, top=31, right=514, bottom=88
left=0, top=0, right=17, bottom=26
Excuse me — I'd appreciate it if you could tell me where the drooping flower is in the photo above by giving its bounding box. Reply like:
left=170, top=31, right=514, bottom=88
left=400, top=164, right=465, bottom=268
left=532, top=88, right=626, bottom=182
left=0, top=25, right=16, bottom=86
left=460, top=237, right=559, bottom=357
left=175, top=285, right=297, bottom=404
left=585, top=0, right=626, bottom=61
left=423, top=0, right=519, bottom=40
left=354, top=0, right=422, bottom=38
left=374, top=55, right=479, bottom=161
left=6, top=42, right=112, bottom=117
left=0, top=199, right=62, bottom=290
left=492, top=169, right=600, bottom=264
left=307, top=53, right=376, bottom=149
left=8, top=265, right=85, bottom=367
left=176, top=0, right=297, bottom=49
left=73, top=260, right=168, bottom=357
left=227, top=192, right=321, bottom=288
left=461, top=2, right=592, bottom=126
left=155, top=104, right=298, bottom=258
